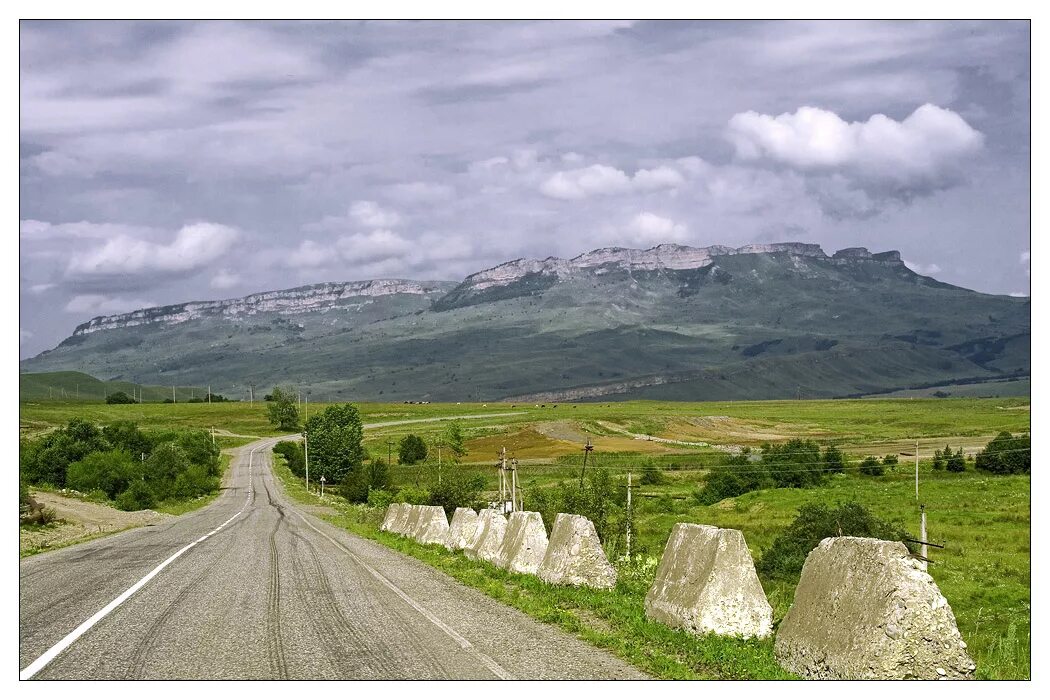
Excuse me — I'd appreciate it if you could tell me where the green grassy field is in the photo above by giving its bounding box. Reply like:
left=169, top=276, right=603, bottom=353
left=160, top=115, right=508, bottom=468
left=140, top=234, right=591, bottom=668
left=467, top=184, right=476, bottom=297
left=20, top=395, right=1030, bottom=678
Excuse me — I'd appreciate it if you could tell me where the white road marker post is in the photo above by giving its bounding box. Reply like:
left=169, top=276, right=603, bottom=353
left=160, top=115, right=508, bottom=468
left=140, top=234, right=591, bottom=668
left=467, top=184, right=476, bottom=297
left=915, top=439, right=920, bottom=501
left=320, top=475, right=326, bottom=498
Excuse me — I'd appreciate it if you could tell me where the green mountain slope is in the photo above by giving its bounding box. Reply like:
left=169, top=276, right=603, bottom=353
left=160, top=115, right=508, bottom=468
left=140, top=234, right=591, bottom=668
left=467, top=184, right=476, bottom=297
left=19, top=371, right=207, bottom=402
left=20, top=245, right=1029, bottom=402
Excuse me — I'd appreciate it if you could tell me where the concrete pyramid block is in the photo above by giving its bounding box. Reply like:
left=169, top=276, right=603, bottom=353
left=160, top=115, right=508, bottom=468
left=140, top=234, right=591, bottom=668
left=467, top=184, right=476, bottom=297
left=401, top=505, right=423, bottom=538
left=445, top=507, right=479, bottom=551
left=645, top=523, right=773, bottom=639
left=380, top=503, right=400, bottom=532
left=463, top=508, right=507, bottom=564
left=537, top=513, right=617, bottom=589
left=495, top=511, right=550, bottom=574
left=390, top=503, right=412, bottom=534
left=412, top=505, right=450, bottom=545
left=775, top=537, right=976, bottom=679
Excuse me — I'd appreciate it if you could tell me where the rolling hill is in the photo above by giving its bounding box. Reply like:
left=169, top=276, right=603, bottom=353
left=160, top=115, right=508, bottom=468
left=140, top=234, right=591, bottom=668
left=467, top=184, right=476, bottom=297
left=20, top=243, right=1030, bottom=402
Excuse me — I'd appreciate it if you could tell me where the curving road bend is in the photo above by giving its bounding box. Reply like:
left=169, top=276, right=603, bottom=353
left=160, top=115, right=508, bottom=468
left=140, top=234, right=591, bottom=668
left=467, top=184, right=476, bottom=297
left=19, top=437, right=646, bottom=680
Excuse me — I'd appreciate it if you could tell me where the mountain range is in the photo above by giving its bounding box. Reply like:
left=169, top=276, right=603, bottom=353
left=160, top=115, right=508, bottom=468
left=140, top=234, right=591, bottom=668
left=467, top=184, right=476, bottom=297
left=21, top=242, right=1030, bottom=402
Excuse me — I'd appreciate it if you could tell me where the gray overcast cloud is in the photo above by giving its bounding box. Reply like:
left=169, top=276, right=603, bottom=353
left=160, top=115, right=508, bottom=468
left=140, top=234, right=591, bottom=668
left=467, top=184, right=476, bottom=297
left=19, top=19, right=1031, bottom=357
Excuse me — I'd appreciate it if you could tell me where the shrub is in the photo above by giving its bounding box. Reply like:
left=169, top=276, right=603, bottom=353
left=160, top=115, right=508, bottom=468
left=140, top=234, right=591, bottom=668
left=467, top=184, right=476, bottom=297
left=932, top=448, right=945, bottom=471
left=115, top=480, right=157, bottom=511
left=105, top=391, right=137, bottom=404
left=266, top=387, right=301, bottom=431
left=975, top=432, right=1030, bottom=475
left=103, top=421, right=152, bottom=460
left=366, top=489, right=395, bottom=509
left=344, top=460, right=391, bottom=502
left=882, top=454, right=899, bottom=471
left=398, top=434, right=428, bottom=465
left=756, top=501, right=911, bottom=580
left=428, top=469, right=487, bottom=516
left=946, top=446, right=967, bottom=473
left=393, top=486, right=431, bottom=505
left=639, top=460, right=667, bottom=485
left=822, top=445, right=845, bottom=474
left=859, top=456, right=884, bottom=476
left=273, top=441, right=306, bottom=477
left=67, top=449, right=139, bottom=499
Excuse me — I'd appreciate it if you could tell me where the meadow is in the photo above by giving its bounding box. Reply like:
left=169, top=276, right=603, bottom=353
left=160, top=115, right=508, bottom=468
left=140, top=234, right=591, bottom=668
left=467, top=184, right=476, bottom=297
left=19, top=394, right=1031, bottom=678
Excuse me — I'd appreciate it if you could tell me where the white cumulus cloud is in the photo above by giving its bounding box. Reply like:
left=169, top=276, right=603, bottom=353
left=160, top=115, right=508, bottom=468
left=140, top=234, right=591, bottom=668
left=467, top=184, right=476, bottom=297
left=349, top=200, right=402, bottom=228
left=726, top=103, right=983, bottom=188
left=337, top=229, right=414, bottom=265
left=904, top=260, right=942, bottom=276
left=540, top=163, right=686, bottom=200
left=66, top=222, right=239, bottom=279
left=625, top=212, right=687, bottom=244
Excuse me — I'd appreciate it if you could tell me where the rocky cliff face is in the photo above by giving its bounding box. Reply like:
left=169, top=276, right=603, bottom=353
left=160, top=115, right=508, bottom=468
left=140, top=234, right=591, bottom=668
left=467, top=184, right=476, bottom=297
left=72, top=279, right=451, bottom=336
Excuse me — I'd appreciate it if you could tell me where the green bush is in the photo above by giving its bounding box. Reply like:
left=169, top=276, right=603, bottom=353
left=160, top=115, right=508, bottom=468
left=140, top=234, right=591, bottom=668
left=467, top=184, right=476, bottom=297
left=639, top=460, right=667, bottom=485
left=822, top=445, right=845, bottom=474
left=67, top=449, right=139, bottom=499
left=946, top=446, right=967, bottom=473
left=527, top=468, right=627, bottom=548
left=394, top=486, right=431, bottom=505
left=366, top=489, right=395, bottom=509
left=105, top=391, right=137, bottom=404
left=756, top=501, right=911, bottom=580
left=273, top=441, right=305, bottom=477
left=115, top=480, right=157, bottom=511
left=398, top=434, right=428, bottom=465
left=428, top=469, right=487, bottom=516
left=976, top=432, right=1030, bottom=475
left=859, top=455, right=884, bottom=476
left=882, top=454, right=899, bottom=471
left=344, top=460, right=391, bottom=502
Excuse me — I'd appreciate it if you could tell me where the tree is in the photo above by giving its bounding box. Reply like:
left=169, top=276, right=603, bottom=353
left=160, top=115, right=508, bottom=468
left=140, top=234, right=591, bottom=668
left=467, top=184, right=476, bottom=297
left=822, top=445, right=845, bottom=474
left=103, top=421, right=152, bottom=460
left=757, top=501, right=910, bottom=579
left=946, top=446, right=967, bottom=473
left=304, top=403, right=365, bottom=485
left=932, top=448, right=945, bottom=471
left=105, top=391, right=137, bottom=404
left=398, top=434, right=428, bottom=465
left=266, top=387, right=300, bottom=431
left=975, top=432, right=1030, bottom=475
left=442, top=420, right=466, bottom=459
left=640, top=460, right=667, bottom=485
left=344, top=458, right=390, bottom=502
left=67, top=449, right=139, bottom=499
left=882, top=454, right=899, bottom=471
left=859, top=455, right=884, bottom=476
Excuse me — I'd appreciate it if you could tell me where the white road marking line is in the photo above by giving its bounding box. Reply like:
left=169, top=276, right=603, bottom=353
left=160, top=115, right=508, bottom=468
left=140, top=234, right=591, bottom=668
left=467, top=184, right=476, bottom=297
left=290, top=508, right=515, bottom=680
left=19, top=443, right=264, bottom=680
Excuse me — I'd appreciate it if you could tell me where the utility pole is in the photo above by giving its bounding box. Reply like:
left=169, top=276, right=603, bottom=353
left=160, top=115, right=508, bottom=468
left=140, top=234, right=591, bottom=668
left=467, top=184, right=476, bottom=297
left=626, top=471, right=633, bottom=558
left=437, top=441, right=443, bottom=485
left=510, top=458, right=518, bottom=512
left=208, top=385, right=212, bottom=405
left=915, top=439, right=920, bottom=501
left=172, top=385, right=176, bottom=404
left=919, top=504, right=928, bottom=571
left=304, top=394, right=309, bottom=422
left=579, top=440, right=594, bottom=489
left=249, top=384, right=254, bottom=405
left=387, top=440, right=394, bottom=468
left=498, top=448, right=507, bottom=512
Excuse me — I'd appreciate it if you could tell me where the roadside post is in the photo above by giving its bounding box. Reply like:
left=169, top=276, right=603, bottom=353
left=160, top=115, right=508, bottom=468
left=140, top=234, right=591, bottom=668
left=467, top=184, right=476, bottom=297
left=320, top=475, right=326, bottom=499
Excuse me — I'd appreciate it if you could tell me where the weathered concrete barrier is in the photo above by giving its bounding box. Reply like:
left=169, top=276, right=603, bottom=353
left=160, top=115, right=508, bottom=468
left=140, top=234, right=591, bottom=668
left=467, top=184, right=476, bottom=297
left=464, top=508, right=507, bottom=564
left=495, top=511, right=549, bottom=574
left=775, top=537, right=976, bottom=679
left=644, top=523, right=773, bottom=639
left=389, top=503, right=413, bottom=535
left=412, top=505, right=450, bottom=545
left=537, top=513, right=617, bottom=589
left=445, top=507, right=479, bottom=551
left=401, top=505, right=424, bottom=538
left=380, top=503, right=400, bottom=532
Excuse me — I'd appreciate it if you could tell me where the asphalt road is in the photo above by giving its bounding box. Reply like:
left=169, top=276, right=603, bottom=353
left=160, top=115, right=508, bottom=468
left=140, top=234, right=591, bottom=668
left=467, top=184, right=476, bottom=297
left=19, top=437, right=647, bottom=680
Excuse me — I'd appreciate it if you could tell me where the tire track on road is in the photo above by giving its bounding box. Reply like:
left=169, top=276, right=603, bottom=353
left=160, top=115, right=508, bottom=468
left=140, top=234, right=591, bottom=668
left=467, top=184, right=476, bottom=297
left=263, top=482, right=289, bottom=679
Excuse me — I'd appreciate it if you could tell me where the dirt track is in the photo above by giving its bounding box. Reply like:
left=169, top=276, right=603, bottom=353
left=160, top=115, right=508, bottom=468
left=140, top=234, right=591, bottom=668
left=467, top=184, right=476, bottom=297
left=20, top=491, right=171, bottom=556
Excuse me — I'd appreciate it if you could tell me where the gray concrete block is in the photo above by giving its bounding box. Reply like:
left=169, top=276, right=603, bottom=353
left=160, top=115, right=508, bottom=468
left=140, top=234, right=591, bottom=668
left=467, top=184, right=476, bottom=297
left=445, top=507, right=479, bottom=551
left=537, top=513, right=617, bottom=589
left=495, top=511, right=549, bottom=574
left=775, top=536, right=976, bottom=679
left=645, top=523, right=773, bottom=639
left=380, top=503, right=400, bottom=532
left=463, top=508, right=507, bottom=564
left=412, top=505, right=450, bottom=545
left=401, top=505, right=423, bottom=538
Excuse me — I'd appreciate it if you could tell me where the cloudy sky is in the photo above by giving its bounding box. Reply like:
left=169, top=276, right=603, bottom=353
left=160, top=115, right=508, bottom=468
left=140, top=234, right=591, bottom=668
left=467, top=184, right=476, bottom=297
left=19, top=20, right=1030, bottom=357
